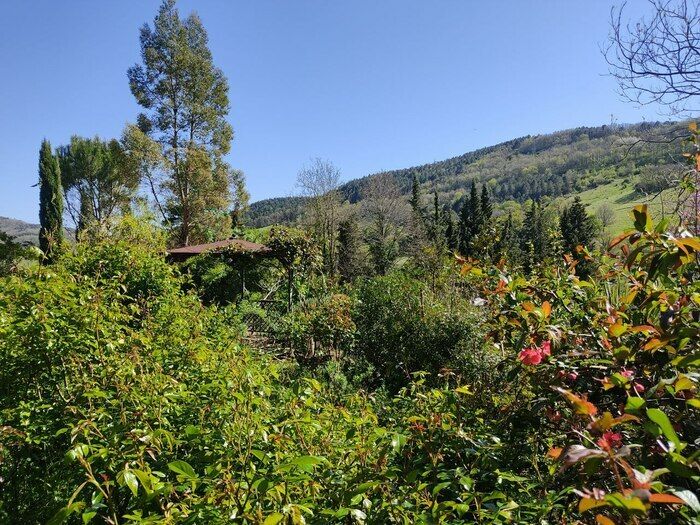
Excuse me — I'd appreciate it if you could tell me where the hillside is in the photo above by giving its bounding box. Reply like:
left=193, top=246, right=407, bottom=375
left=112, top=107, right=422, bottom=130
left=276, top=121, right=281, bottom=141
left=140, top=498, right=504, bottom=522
left=0, top=216, right=43, bottom=245
left=248, top=121, right=688, bottom=227
left=0, top=216, right=74, bottom=246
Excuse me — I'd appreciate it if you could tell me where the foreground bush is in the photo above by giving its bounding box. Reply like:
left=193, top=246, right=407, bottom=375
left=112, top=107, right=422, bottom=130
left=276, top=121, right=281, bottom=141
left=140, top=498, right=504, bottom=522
left=1, top=207, right=698, bottom=524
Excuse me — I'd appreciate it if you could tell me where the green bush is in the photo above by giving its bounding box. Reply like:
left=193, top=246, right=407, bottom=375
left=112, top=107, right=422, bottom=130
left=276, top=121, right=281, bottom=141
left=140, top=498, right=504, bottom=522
left=351, top=272, right=487, bottom=392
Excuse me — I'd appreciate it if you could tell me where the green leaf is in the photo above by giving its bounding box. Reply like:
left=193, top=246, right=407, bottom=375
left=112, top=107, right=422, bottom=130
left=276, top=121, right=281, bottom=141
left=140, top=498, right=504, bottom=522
left=167, top=460, right=197, bottom=479
left=646, top=408, right=680, bottom=447
left=432, top=481, right=452, bottom=496
left=122, top=470, right=139, bottom=496
left=625, top=396, right=646, bottom=415
left=390, top=433, right=408, bottom=452
left=672, top=489, right=700, bottom=512
left=263, top=512, right=284, bottom=525
left=48, top=503, right=82, bottom=525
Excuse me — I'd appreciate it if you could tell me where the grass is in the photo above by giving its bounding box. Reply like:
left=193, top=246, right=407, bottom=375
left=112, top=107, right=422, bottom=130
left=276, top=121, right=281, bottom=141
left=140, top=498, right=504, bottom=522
left=573, top=180, right=678, bottom=234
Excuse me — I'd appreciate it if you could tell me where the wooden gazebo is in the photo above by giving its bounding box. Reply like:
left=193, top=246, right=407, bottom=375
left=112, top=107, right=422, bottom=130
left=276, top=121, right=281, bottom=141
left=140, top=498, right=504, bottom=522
left=166, top=238, right=273, bottom=263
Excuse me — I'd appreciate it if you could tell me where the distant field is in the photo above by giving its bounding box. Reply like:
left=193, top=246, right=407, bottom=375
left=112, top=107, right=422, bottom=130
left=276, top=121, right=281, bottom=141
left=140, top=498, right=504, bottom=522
left=574, top=181, right=677, bottom=234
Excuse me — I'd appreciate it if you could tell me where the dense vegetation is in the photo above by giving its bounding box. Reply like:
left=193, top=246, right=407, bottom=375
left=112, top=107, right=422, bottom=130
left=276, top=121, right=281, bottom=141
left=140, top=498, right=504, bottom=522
left=3, top=1, right=699, bottom=523
left=248, top=121, right=686, bottom=230
left=1, top=200, right=698, bottom=524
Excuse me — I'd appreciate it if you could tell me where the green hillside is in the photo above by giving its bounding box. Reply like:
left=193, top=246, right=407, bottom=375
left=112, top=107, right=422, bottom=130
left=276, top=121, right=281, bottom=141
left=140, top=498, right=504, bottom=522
left=248, top=121, right=688, bottom=229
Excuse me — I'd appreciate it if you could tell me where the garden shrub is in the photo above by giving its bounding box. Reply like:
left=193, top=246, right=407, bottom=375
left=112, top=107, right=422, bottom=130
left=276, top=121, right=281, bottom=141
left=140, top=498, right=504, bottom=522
left=350, top=272, right=487, bottom=392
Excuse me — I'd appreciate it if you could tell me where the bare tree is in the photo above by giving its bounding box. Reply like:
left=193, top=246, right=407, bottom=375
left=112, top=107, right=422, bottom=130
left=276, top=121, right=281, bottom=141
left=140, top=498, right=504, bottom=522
left=605, top=0, right=700, bottom=114
left=596, top=203, right=616, bottom=230
left=362, top=174, right=409, bottom=275
left=296, top=158, right=342, bottom=276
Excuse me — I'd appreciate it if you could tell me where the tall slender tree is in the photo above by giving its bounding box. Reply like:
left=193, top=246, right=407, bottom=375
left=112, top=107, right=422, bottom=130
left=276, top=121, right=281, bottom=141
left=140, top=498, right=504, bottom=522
left=337, top=214, right=363, bottom=283
left=38, top=140, right=63, bottom=263
left=480, top=184, right=493, bottom=225
left=458, top=180, right=480, bottom=255
left=410, top=173, right=422, bottom=215
left=128, top=0, right=240, bottom=245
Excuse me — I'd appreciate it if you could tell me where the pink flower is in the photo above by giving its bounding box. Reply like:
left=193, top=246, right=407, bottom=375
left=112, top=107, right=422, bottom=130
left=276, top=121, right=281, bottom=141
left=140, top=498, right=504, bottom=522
left=633, top=382, right=645, bottom=393
left=620, top=368, right=634, bottom=379
left=518, top=340, right=552, bottom=366
left=519, top=347, right=543, bottom=365
left=597, top=431, right=623, bottom=451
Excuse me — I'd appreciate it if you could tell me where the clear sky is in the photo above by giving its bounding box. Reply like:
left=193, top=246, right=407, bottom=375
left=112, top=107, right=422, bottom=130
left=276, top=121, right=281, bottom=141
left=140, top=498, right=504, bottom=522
left=0, top=0, right=666, bottom=223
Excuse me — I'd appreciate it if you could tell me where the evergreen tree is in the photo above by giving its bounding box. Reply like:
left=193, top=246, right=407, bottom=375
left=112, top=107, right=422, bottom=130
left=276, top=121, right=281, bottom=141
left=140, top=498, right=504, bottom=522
left=480, top=184, right=492, bottom=225
left=495, top=212, right=521, bottom=265
left=560, top=197, right=597, bottom=276
left=38, top=140, right=63, bottom=263
left=128, top=0, right=240, bottom=245
left=521, top=201, right=546, bottom=273
left=410, top=173, right=421, bottom=214
left=560, top=197, right=596, bottom=254
left=443, top=207, right=458, bottom=252
left=337, top=214, right=363, bottom=283
left=458, top=180, right=480, bottom=256
left=56, top=136, right=139, bottom=233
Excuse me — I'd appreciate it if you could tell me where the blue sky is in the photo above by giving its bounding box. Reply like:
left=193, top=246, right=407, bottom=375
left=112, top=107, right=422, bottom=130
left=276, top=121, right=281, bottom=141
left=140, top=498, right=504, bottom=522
left=0, top=0, right=665, bottom=223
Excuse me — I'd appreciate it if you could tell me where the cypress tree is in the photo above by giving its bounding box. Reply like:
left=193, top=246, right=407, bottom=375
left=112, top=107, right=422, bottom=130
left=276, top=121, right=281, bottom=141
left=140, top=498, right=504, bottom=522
left=38, top=140, right=63, bottom=263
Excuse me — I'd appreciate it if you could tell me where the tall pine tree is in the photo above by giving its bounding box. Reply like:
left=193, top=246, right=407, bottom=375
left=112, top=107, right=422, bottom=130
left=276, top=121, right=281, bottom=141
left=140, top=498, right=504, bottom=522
left=38, top=140, right=63, bottom=263
left=560, top=197, right=597, bottom=276
left=480, top=184, right=492, bottom=225
left=560, top=197, right=596, bottom=255
left=458, top=180, right=480, bottom=256
left=128, top=0, right=239, bottom=246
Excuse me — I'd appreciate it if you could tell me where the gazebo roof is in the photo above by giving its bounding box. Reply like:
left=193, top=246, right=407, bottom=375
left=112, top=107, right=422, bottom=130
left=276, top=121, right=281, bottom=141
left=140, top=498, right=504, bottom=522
left=167, top=238, right=272, bottom=261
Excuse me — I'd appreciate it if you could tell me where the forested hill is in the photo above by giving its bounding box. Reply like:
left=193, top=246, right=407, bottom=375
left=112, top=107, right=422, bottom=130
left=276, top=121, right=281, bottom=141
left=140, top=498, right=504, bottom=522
left=0, top=216, right=74, bottom=246
left=247, top=120, right=687, bottom=226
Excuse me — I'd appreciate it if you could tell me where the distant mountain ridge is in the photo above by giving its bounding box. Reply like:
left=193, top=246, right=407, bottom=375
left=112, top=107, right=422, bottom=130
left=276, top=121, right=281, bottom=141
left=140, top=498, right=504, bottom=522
left=0, top=216, right=74, bottom=246
left=0, top=216, right=43, bottom=245
left=247, top=121, right=687, bottom=227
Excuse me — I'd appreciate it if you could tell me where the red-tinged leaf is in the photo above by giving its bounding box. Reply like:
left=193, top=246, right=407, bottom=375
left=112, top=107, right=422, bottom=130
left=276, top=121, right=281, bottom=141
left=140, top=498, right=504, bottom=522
left=628, top=325, right=658, bottom=334
left=521, top=301, right=536, bottom=312
left=596, top=515, right=616, bottom=525
left=579, top=497, right=608, bottom=512
left=541, top=301, right=551, bottom=318
left=608, top=321, right=627, bottom=338
left=643, top=338, right=666, bottom=351
left=608, top=230, right=633, bottom=250
left=547, top=447, right=563, bottom=460
left=590, top=412, right=639, bottom=432
left=648, top=493, right=685, bottom=505
left=556, top=387, right=598, bottom=416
